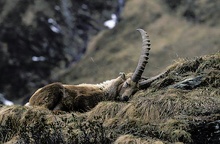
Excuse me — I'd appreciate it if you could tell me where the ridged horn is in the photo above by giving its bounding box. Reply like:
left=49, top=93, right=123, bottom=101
left=131, top=29, right=151, bottom=82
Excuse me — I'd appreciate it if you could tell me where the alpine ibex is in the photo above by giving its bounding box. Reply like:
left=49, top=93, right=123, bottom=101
left=25, top=29, right=164, bottom=112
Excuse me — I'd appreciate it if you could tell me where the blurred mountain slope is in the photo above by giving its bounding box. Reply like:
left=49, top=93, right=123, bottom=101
left=61, top=0, right=220, bottom=85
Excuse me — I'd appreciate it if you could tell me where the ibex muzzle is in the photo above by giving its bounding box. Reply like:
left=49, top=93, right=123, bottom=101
left=25, top=29, right=158, bottom=112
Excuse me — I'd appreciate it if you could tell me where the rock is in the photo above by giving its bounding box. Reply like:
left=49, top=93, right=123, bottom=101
left=169, top=76, right=203, bottom=90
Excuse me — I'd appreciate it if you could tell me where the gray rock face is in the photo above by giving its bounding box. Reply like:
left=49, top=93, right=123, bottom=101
left=170, top=76, right=203, bottom=90
left=0, top=0, right=118, bottom=102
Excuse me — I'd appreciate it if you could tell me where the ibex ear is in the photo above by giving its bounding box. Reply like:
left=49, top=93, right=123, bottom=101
left=119, top=72, right=126, bottom=80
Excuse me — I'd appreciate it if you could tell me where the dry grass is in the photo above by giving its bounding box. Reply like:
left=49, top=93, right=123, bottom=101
left=1, top=52, right=218, bottom=143
left=114, top=134, right=164, bottom=144
left=1, top=0, right=220, bottom=142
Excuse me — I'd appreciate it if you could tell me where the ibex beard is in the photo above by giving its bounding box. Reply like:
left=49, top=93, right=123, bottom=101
left=26, top=29, right=153, bottom=112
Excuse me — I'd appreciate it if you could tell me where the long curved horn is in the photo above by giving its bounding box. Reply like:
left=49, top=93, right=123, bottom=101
left=139, top=71, right=167, bottom=89
left=131, top=29, right=151, bottom=82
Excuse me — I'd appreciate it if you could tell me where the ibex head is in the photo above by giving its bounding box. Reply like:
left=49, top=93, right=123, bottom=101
left=117, top=29, right=151, bottom=101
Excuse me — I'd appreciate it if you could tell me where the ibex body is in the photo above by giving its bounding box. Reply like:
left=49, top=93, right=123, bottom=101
left=26, top=73, right=137, bottom=112
left=26, top=29, right=164, bottom=112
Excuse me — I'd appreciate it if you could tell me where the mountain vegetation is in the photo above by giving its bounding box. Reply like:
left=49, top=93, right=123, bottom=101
left=0, top=0, right=219, bottom=143
left=0, top=52, right=219, bottom=143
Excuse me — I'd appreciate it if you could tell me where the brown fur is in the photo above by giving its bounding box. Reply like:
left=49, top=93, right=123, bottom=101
left=27, top=73, right=137, bottom=112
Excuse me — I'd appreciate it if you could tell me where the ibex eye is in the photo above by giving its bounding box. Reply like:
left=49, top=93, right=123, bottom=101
left=125, top=82, right=131, bottom=87
left=123, top=82, right=128, bottom=88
